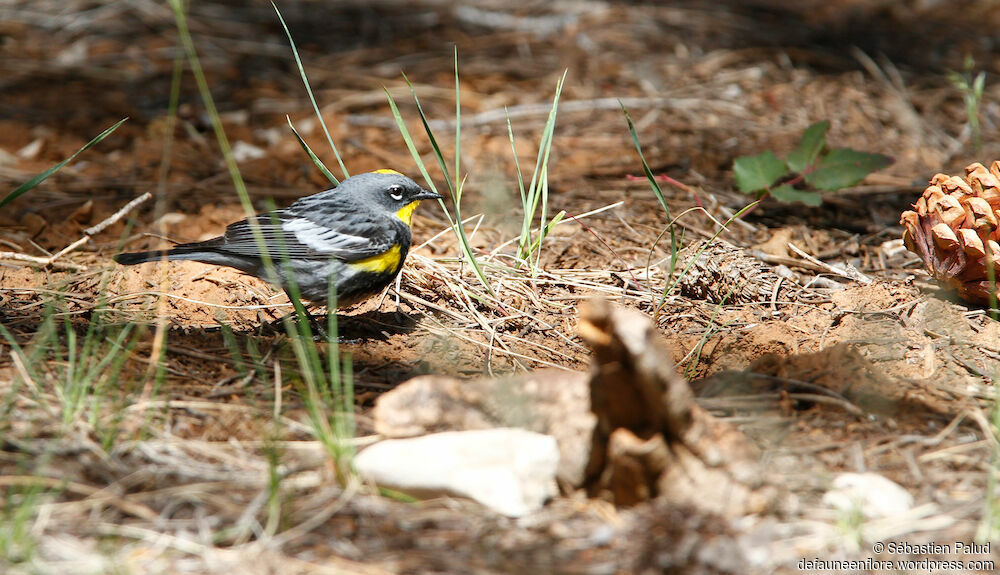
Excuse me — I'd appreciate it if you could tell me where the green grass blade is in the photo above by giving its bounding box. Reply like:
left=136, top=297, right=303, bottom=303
left=383, top=89, right=448, bottom=213
left=1, top=118, right=127, bottom=209
left=644, top=223, right=685, bottom=291
left=527, top=210, right=565, bottom=256
left=621, top=101, right=681, bottom=299
left=220, top=321, right=250, bottom=377
left=518, top=71, right=566, bottom=264
left=505, top=108, right=527, bottom=208
left=64, top=327, right=77, bottom=411
left=384, top=83, right=495, bottom=297
left=169, top=0, right=284, bottom=289
left=287, top=116, right=338, bottom=184
left=337, top=354, right=356, bottom=463
left=454, top=47, right=461, bottom=205
left=621, top=103, right=671, bottom=217
left=272, top=1, right=349, bottom=180
left=532, top=170, right=550, bottom=273
left=82, top=324, right=135, bottom=388
left=323, top=275, right=342, bottom=423
left=400, top=72, right=456, bottom=200
left=0, top=324, right=37, bottom=387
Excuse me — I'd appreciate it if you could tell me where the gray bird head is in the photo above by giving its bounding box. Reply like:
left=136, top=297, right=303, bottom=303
left=338, top=170, right=442, bottom=213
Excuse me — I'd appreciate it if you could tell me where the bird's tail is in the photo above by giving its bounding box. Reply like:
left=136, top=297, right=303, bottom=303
left=114, top=245, right=218, bottom=266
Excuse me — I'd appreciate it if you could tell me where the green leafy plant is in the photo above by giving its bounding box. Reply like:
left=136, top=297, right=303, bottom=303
left=733, top=120, right=892, bottom=206
left=948, top=54, right=987, bottom=155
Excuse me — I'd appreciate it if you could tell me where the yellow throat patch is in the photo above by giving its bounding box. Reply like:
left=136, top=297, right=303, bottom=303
left=373, top=169, right=421, bottom=225
left=396, top=201, right=421, bottom=226
left=350, top=243, right=403, bottom=274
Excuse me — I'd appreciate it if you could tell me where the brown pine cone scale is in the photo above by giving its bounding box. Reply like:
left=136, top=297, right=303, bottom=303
left=900, top=161, right=1000, bottom=304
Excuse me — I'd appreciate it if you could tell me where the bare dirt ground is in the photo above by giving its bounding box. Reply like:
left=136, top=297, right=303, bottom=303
left=2, top=1, right=1000, bottom=573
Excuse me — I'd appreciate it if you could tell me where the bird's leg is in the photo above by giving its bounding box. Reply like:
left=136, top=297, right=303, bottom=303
left=306, top=309, right=329, bottom=341
left=277, top=288, right=330, bottom=341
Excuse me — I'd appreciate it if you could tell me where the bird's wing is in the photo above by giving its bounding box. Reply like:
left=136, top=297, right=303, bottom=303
left=214, top=210, right=394, bottom=261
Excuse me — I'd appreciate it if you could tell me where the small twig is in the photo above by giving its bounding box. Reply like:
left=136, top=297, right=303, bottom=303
left=206, top=371, right=257, bottom=398
left=752, top=250, right=825, bottom=275
left=0, top=475, right=158, bottom=521
left=394, top=289, right=468, bottom=323
left=0, top=251, right=85, bottom=270
left=87, top=192, right=152, bottom=236
left=787, top=241, right=872, bottom=284
left=967, top=407, right=1000, bottom=451
left=421, top=96, right=751, bottom=130
left=743, top=373, right=857, bottom=403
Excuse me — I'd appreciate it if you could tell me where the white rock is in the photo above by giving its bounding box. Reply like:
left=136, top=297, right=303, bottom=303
left=372, top=372, right=595, bottom=487
left=17, top=138, right=44, bottom=160
left=822, top=472, right=914, bottom=518
left=55, top=38, right=89, bottom=67
left=355, top=428, right=559, bottom=517
left=231, top=140, right=267, bottom=163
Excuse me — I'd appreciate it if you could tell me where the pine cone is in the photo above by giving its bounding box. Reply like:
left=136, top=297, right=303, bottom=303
left=900, top=161, right=1000, bottom=304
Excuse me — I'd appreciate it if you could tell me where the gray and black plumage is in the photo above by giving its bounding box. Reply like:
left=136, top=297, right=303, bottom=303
left=115, top=170, right=440, bottom=306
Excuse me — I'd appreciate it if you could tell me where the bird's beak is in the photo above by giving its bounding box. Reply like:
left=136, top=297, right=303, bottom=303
left=413, top=189, right=443, bottom=201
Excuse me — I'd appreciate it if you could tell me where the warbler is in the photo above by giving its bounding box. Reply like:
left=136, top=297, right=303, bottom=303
left=115, top=169, right=441, bottom=307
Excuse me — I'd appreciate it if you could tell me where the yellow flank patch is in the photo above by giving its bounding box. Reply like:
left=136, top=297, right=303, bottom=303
left=373, top=168, right=403, bottom=176
left=349, top=244, right=402, bottom=274
left=396, top=201, right=420, bottom=225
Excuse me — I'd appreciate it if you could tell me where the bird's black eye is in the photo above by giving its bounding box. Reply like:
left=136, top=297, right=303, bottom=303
left=387, top=185, right=405, bottom=201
